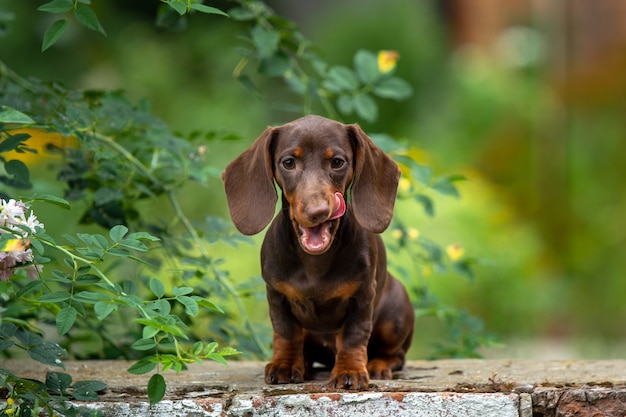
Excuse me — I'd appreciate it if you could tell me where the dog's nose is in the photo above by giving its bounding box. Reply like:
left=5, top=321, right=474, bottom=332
left=305, top=203, right=330, bottom=224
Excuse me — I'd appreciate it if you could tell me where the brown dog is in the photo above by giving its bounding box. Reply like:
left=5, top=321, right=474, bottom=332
left=222, top=115, right=414, bottom=390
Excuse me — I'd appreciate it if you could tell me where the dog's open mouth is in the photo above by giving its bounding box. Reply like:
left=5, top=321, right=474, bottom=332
left=297, top=192, right=346, bottom=254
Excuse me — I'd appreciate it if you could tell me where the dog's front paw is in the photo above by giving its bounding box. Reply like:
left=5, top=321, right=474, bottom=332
left=329, top=366, right=369, bottom=390
left=265, top=360, right=305, bottom=384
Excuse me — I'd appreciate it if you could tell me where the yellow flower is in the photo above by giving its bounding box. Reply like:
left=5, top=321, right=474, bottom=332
left=391, top=229, right=403, bottom=240
left=398, top=177, right=411, bottom=193
left=6, top=398, right=14, bottom=406
left=407, top=228, right=419, bottom=241
left=422, top=265, right=432, bottom=277
left=378, top=50, right=400, bottom=73
left=446, top=243, right=465, bottom=261
left=0, top=238, right=30, bottom=252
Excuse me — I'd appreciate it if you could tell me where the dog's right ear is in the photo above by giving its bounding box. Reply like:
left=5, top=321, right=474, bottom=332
left=222, top=127, right=278, bottom=235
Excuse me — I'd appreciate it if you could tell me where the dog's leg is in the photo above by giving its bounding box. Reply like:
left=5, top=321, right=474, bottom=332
left=328, top=311, right=372, bottom=390
left=264, top=287, right=306, bottom=384
left=367, top=276, right=415, bottom=379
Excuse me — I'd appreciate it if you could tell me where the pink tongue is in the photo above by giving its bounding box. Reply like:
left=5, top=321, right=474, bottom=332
left=328, top=192, right=346, bottom=220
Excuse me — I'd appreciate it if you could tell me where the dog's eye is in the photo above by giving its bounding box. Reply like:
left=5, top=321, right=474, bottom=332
left=282, top=158, right=296, bottom=170
left=331, top=157, right=345, bottom=169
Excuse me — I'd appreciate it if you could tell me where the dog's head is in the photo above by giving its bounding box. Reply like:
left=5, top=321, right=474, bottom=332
left=222, top=115, right=400, bottom=254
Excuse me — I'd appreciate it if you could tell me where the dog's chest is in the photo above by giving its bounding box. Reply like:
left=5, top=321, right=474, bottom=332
left=273, top=279, right=360, bottom=332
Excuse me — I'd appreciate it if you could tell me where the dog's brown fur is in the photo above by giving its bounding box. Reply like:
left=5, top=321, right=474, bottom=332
left=222, top=115, right=414, bottom=390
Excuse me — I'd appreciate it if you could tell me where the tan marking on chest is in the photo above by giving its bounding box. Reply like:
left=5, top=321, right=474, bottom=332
left=273, top=280, right=361, bottom=302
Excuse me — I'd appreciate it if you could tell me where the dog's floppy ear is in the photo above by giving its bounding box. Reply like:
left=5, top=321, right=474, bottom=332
left=348, top=123, right=400, bottom=233
left=222, top=127, right=278, bottom=235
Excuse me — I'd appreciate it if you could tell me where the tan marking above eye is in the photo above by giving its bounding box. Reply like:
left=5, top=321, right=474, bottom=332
left=293, top=147, right=303, bottom=158
left=324, top=148, right=334, bottom=159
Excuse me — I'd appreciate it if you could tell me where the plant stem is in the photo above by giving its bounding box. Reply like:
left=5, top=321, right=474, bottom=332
left=166, top=191, right=270, bottom=357
left=36, top=238, right=154, bottom=320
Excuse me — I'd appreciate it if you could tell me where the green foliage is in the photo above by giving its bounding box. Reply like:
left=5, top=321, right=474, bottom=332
left=1, top=368, right=106, bottom=416
left=229, top=1, right=412, bottom=123
left=0, top=0, right=489, bottom=411
left=37, top=0, right=228, bottom=51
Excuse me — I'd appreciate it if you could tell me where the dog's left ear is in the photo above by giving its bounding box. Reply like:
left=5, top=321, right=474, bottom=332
left=347, top=123, right=401, bottom=234
left=222, top=127, right=278, bottom=235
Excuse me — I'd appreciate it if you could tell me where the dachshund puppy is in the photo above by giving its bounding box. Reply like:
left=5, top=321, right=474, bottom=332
left=222, top=115, right=414, bottom=390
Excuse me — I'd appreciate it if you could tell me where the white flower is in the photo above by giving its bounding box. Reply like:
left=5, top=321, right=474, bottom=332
left=1, top=199, right=26, bottom=226
left=0, top=199, right=44, bottom=281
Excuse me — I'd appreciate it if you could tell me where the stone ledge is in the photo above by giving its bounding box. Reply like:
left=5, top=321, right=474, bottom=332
left=1, top=359, right=625, bottom=416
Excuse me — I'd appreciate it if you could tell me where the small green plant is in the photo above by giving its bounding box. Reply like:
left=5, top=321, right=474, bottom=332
left=0, top=196, right=239, bottom=408
left=1, top=368, right=107, bottom=416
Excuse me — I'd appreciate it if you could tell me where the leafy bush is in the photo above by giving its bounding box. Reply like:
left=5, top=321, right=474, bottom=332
left=0, top=0, right=492, bottom=412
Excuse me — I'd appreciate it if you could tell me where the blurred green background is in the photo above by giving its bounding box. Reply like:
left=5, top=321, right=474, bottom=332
left=2, top=0, right=626, bottom=359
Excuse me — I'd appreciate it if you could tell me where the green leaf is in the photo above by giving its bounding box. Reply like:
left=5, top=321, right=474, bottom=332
left=197, top=298, right=224, bottom=314
left=38, top=291, right=70, bottom=303
left=15, top=280, right=43, bottom=300
left=127, top=357, right=157, bottom=375
left=4, top=159, right=30, bottom=184
left=228, top=7, right=256, bottom=21
left=131, top=338, right=157, bottom=351
left=47, top=269, right=72, bottom=284
left=76, top=273, right=101, bottom=284
left=0, top=323, right=17, bottom=339
left=32, top=194, right=71, bottom=210
left=127, top=231, right=160, bottom=242
left=0, top=133, right=31, bottom=153
left=284, top=71, right=305, bottom=94
left=0, top=340, right=15, bottom=352
left=92, top=233, right=108, bottom=249
left=120, top=294, right=142, bottom=308
left=172, top=286, right=193, bottom=297
left=148, top=298, right=171, bottom=315
left=71, top=380, right=107, bottom=401
left=150, top=278, right=165, bottom=298
left=373, top=77, right=413, bottom=100
left=109, top=225, right=128, bottom=243
left=190, top=3, right=228, bottom=17
left=166, top=0, right=187, bottom=15
left=73, top=291, right=107, bottom=304
left=119, top=238, right=148, bottom=251
left=74, top=5, right=106, bottom=36
left=415, top=194, right=435, bottom=217
left=148, top=373, right=166, bottom=405
left=354, top=50, right=379, bottom=84
left=142, top=326, right=159, bottom=339
left=354, top=94, right=378, bottom=123
left=394, top=155, right=432, bottom=185
left=57, top=306, right=77, bottom=335
left=432, top=176, right=464, bottom=199
left=259, top=53, right=290, bottom=77
left=336, top=95, right=354, bottom=115
left=41, top=19, right=68, bottom=51
left=46, top=372, right=73, bottom=395
left=325, top=66, right=359, bottom=92
left=0, top=106, right=35, bottom=124
left=177, top=295, right=198, bottom=316
left=251, top=25, right=280, bottom=58
left=38, top=0, right=73, bottom=13
left=28, top=342, right=67, bottom=368
left=94, top=301, right=117, bottom=320
left=94, top=187, right=123, bottom=205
